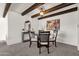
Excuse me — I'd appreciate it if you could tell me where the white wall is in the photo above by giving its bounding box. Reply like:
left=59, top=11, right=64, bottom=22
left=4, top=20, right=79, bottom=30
left=77, top=4, right=79, bottom=50
left=7, top=11, right=25, bottom=45
left=0, top=17, right=8, bottom=42
left=23, top=14, right=39, bottom=34
left=0, top=3, right=8, bottom=42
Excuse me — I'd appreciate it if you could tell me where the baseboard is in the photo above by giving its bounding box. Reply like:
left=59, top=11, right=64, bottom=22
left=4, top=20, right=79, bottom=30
left=57, top=40, right=77, bottom=47
left=0, top=40, right=6, bottom=42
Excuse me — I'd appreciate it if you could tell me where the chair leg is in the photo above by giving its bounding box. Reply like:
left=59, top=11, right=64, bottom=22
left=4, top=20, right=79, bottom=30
left=47, top=47, right=49, bottom=54
left=29, top=41, right=32, bottom=47
left=55, top=41, right=57, bottom=47
left=39, top=47, right=41, bottom=54
left=37, top=42, right=39, bottom=48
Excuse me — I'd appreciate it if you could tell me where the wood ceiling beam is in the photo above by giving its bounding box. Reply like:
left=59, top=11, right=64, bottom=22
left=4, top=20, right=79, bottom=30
left=31, top=3, right=75, bottom=18
left=38, top=7, right=77, bottom=20
left=21, top=3, right=45, bottom=16
left=3, top=3, right=11, bottom=17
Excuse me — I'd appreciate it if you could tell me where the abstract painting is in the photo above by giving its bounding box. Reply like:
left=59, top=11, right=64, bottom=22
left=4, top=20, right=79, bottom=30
left=46, top=19, right=60, bottom=30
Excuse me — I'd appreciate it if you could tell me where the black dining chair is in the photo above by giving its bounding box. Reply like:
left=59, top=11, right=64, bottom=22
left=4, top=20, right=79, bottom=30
left=37, top=31, right=50, bottom=54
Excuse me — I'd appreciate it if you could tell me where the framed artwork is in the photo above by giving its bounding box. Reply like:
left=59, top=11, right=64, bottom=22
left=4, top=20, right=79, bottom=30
left=46, top=19, right=60, bottom=30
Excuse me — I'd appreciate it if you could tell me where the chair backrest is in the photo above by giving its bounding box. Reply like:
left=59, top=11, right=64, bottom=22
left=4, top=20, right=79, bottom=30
left=39, top=31, right=50, bottom=42
left=53, top=29, right=58, bottom=40
left=29, top=31, right=35, bottom=38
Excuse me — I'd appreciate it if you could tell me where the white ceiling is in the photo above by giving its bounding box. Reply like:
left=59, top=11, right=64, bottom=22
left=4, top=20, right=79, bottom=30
left=10, top=3, right=60, bottom=14
left=0, top=3, right=60, bottom=17
left=0, top=3, right=77, bottom=17
left=10, top=3, right=34, bottom=14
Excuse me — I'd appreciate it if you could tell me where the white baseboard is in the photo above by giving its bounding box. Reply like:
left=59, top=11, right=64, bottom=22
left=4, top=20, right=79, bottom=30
left=57, top=40, right=77, bottom=46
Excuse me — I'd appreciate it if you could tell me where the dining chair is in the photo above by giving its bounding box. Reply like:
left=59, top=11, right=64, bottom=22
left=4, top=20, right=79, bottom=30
left=50, top=29, right=58, bottom=47
left=37, top=31, right=50, bottom=54
left=29, top=31, right=37, bottom=47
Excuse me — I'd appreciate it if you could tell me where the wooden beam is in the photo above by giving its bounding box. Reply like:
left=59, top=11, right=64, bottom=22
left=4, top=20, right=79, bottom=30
left=3, top=3, right=11, bottom=17
left=38, top=7, right=77, bottom=20
left=31, top=3, right=75, bottom=18
left=21, top=3, right=44, bottom=16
